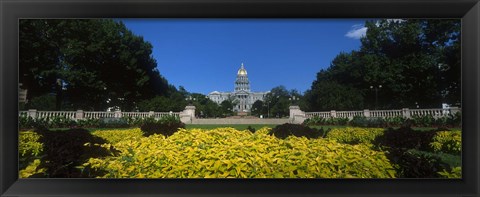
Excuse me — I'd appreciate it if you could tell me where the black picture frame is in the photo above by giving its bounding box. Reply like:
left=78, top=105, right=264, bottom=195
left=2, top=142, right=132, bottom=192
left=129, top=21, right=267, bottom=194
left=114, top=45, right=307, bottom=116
left=1, top=0, right=479, bottom=196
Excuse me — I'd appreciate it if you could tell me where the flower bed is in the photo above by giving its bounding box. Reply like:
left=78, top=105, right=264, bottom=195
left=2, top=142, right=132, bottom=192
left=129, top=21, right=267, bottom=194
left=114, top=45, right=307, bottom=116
left=18, top=126, right=461, bottom=178
left=83, top=127, right=396, bottom=178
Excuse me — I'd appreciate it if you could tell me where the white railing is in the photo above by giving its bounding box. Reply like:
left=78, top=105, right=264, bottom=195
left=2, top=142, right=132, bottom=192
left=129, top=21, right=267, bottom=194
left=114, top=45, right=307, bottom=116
left=370, top=109, right=403, bottom=118
left=19, top=111, right=77, bottom=119
left=153, top=112, right=180, bottom=119
left=19, top=110, right=180, bottom=120
left=30, top=111, right=76, bottom=119
left=305, top=107, right=460, bottom=119
left=305, top=112, right=330, bottom=119
left=409, top=108, right=447, bottom=118
left=336, top=111, right=363, bottom=118
left=122, top=112, right=151, bottom=119
left=84, top=111, right=116, bottom=119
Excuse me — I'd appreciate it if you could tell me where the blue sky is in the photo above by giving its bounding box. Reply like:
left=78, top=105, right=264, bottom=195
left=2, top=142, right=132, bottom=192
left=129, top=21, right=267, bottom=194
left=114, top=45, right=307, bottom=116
left=121, top=19, right=368, bottom=95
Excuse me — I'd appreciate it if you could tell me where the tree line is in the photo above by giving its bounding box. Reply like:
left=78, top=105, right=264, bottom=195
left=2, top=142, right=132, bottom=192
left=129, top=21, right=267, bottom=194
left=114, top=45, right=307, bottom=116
left=304, top=19, right=460, bottom=111
left=20, top=19, right=174, bottom=111
left=20, top=19, right=460, bottom=116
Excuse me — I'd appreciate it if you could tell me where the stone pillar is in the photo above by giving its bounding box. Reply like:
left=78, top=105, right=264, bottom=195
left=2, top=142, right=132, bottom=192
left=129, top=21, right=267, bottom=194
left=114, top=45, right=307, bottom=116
left=180, top=105, right=196, bottom=124
left=149, top=111, right=155, bottom=117
left=27, top=109, right=37, bottom=119
left=363, top=109, right=370, bottom=118
left=330, top=110, right=337, bottom=118
left=402, top=108, right=410, bottom=119
left=115, top=110, right=122, bottom=118
left=289, top=105, right=306, bottom=124
left=75, top=110, right=84, bottom=120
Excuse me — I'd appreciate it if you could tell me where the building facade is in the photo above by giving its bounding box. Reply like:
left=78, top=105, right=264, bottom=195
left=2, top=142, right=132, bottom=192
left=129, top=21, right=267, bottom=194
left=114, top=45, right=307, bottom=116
left=207, top=63, right=269, bottom=113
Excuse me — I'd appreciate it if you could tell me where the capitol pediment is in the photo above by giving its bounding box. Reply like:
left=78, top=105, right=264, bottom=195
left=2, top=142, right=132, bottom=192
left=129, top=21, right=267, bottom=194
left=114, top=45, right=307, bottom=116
left=235, top=90, right=249, bottom=94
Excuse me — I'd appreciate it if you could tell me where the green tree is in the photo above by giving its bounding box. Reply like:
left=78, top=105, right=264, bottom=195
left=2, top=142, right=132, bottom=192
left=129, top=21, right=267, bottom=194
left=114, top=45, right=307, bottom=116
left=251, top=100, right=265, bottom=117
left=220, top=100, right=234, bottom=117
left=305, top=81, right=364, bottom=111
left=19, top=19, right=175, bottom=111
left=305, top=19, right=460, bottom=111
left=265, top=86, right=302, bottom=118
left=137, top=96, right=185, bottom=112
left=25, top=94, right=57, bottom=111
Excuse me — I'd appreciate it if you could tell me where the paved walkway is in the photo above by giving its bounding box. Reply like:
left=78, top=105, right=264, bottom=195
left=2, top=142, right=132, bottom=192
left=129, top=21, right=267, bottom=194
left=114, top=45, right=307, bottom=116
left=190, top=118, right=290, bottom=125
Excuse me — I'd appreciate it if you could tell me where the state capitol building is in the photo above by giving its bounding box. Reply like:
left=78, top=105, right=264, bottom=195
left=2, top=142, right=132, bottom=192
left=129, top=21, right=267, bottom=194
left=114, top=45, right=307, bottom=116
left=207, top=63, right=269, bottom=114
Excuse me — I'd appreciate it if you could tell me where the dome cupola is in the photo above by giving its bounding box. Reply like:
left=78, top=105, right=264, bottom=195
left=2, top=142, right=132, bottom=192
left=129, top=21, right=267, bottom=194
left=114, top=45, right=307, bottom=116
left=237, top=63, right=248, bottom=76
left=234, top=63, right=250, bottom=92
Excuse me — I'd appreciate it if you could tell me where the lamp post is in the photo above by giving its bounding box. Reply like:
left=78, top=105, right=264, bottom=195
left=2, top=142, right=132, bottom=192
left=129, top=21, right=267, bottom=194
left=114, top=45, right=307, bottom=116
left=264, top=102, right=270, bottom=118
left=370, top=85, right=382, bottom=110
left=265, top=93, right=279, bottom=118
left=289, top=96, right=300, bottom=105
left=223, top=107, right=231, bottom=117
left=185, top=96, right=196, bottom=105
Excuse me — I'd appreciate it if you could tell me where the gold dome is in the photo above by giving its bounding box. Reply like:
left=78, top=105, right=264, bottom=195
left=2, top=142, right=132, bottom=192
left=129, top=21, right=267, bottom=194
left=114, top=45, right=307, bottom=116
left=237, top=63, right=248, bottom=75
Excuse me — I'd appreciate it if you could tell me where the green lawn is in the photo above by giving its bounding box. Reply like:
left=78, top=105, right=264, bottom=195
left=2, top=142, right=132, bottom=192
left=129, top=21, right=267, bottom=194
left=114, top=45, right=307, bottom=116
left=309, top=125, right=460, bottom=131
left=45, top=125, right=459, bottom=133
left=185, top=124, right=278, bottom=131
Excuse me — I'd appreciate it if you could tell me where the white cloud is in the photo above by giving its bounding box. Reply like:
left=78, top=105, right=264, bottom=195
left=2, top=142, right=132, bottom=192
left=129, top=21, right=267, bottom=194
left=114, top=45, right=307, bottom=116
left=345, top=24, right=367, bottom=39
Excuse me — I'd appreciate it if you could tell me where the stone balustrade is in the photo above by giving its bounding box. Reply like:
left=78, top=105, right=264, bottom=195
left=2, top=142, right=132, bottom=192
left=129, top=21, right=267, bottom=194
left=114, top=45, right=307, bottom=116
left=303, top=107, right=461, bottom=123
left=19, top=106, right=461, bottom=125
left=20, top=109, right=183, bottom=121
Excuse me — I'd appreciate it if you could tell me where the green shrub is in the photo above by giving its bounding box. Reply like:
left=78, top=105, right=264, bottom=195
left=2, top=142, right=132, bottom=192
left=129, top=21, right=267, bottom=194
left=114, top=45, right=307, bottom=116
left=270, top=123, right=324, bottom=139
left=81, top=128, right=396, bottom=178
left=326, top=127, right=385, bottom=145
left=392, top=149, right=461, bottom=178
left=31, top=128, right=115, bottom=178
left=411, top=115, right=436, bottom=127
left=349, top=116, right=388, bottom=128
left=20, top=116, right=76, bottom=129
left=48, top=116, right=76, bottom=128
left=432, top=113, right=461, bottom=128
left=303, top=116, right=323, bottom=125
left=430, top=130, right=461, bottom=155
left=327, top=117, right=349, bottom=125
left=383, top=116, right=406, bottom=127
left=75, top=118, right=101, bottom=128
left=305, top=114, right=461, bottom=128
left=448, top=112, right=462, bottom=127
left=158, top=115, right=181, bottom=124
left=19, top=116, right=36, bottom=130
left=246, top=125, right=256, bottom=133
left=19, top=116, right=50, bottom=130
left=348, top=116, right=368, bottom=127
left=122, top=116, right=145, bottom=127
left=303, top=117, right=349, bottom=126
left=374, top=127, right=437, bottom=151
left=98, top=118, right=130, bottom=128
left=140, top=116, right=185, bottom=137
